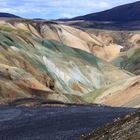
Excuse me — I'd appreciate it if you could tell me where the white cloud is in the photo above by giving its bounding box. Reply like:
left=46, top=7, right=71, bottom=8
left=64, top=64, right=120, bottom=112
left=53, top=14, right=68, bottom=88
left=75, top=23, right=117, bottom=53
left=0, top=0, right=138, bottom=18
left=100, top=2, right=110, bottom=8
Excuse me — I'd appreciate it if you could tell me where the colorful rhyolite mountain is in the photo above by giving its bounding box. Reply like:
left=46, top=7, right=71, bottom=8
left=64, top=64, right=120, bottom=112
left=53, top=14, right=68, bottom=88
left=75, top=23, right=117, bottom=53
left=0, top=19, right=139, bottom=107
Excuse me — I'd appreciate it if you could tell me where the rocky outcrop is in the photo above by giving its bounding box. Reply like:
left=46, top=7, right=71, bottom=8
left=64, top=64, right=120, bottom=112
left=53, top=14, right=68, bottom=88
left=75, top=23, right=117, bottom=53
left=80, top=109, right=140, bottom=140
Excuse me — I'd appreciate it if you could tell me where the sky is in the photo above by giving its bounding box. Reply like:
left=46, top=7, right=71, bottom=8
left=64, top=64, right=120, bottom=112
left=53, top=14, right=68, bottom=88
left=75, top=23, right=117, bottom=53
left=0, top=0, right=138, bottom=19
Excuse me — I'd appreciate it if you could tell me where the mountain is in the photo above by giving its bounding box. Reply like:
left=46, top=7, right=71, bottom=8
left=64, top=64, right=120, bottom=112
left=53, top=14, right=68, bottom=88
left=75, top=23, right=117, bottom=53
left=0, top=13, right=20, bottom=18
left=3, top=19, right=124, bottom=62
left=85, top=29, right=140, bottom=75
left=0, top=18, right=139, bottom=107
left=72, top=1, right=140, bottom=21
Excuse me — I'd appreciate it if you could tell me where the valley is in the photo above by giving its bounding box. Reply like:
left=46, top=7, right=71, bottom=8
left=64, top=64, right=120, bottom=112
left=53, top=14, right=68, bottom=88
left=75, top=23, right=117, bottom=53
left=0, top=1, right=140, bottom=140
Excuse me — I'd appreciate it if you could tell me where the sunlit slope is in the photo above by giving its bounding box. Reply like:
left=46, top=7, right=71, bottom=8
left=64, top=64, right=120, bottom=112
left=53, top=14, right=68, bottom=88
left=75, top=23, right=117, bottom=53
left=84, top=76, right=140, bottom=108
left=0, top=22, right=133, bottom=104
left=4, top=19, right=123, bottom=61
left=85, top=29, right=140, bottom=75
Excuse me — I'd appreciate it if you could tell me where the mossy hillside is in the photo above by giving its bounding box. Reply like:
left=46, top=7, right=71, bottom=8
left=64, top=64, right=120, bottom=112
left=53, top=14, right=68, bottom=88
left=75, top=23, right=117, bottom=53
left=0, top=24, right=31, bottom=36
left=83, top=78, right=129, bottom=103
left=0, top=29, right=132, bottom=94
left=112, top=48, right=140, bottom=74
left=123, top=48, right=140, bottom=67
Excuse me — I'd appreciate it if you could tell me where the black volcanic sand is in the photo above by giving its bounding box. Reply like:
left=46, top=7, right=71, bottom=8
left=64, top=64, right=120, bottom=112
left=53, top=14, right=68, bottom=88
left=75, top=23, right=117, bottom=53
left=0, top=105, right=135, bottom=140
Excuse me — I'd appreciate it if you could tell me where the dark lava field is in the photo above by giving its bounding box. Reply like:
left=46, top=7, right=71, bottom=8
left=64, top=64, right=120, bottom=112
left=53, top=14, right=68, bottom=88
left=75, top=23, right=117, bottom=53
left=0, top=105, right=135, bottom=140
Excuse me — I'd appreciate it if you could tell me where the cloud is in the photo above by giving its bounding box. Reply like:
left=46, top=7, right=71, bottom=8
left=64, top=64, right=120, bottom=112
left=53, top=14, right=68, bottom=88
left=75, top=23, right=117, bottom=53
left=0, top=0, right=138, bottom=19
left=100, top=2, right=110, bottom=8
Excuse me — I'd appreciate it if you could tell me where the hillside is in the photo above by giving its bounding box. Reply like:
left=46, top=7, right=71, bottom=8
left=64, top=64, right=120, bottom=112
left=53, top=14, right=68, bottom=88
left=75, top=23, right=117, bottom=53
left=85, top=29, right=140, bottom=75
left=80, top=109, right=140, bottom=140
left=60, top=1, right=140, bottom=30
left=0, top=19, right=139, bottom=107
left=72, top=1, right=140, bottom=21
left=0, top=13, right=20, bottom=18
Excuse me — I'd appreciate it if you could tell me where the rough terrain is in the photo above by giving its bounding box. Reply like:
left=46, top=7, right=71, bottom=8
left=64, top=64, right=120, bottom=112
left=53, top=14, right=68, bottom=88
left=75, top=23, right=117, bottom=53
left=80, top=109, right=140, bottom=140
left=0, top=105, right=135, bottom=140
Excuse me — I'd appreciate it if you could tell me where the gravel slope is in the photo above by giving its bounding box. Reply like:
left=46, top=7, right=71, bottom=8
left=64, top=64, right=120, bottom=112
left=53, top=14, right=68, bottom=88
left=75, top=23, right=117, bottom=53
left=80, top=109, right=140, bottom=140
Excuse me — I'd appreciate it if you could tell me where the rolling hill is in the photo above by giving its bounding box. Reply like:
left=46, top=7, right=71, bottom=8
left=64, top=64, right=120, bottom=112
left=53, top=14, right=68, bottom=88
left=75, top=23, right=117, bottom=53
left=61, top=1, right=140, bottom=30
left=0, top=13, right=20, bottom=18
left=0, top=19, right=139, bottom=108
left=72, top=1, right=140, bottom=21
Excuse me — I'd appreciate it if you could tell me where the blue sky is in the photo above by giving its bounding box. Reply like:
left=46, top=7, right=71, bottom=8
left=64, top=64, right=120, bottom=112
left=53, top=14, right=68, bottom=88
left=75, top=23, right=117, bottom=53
left=0, top=0, right=138, bottom=19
